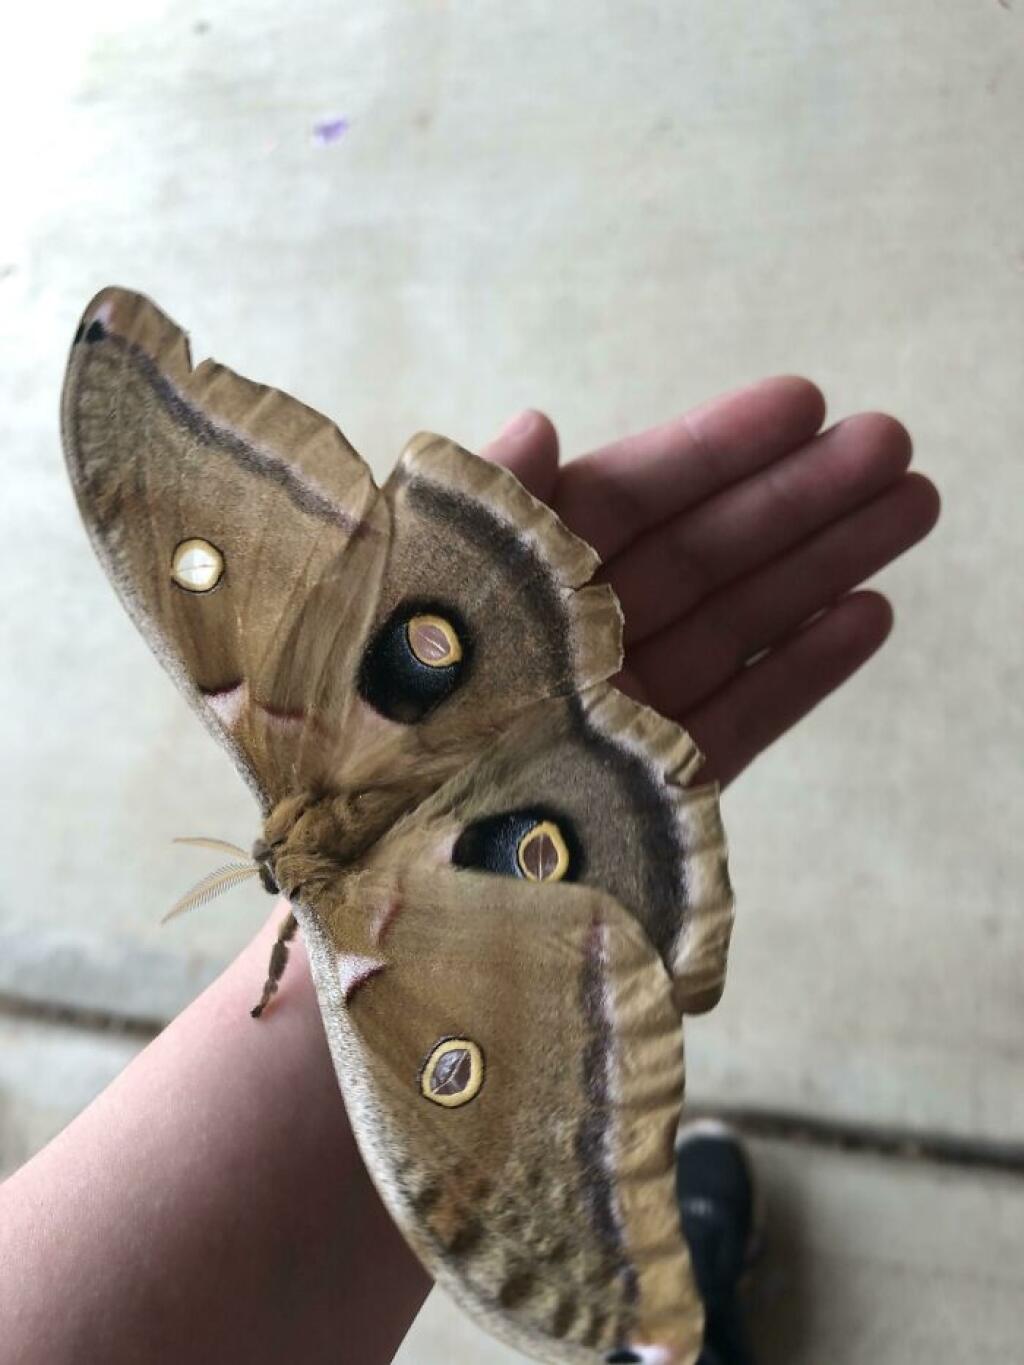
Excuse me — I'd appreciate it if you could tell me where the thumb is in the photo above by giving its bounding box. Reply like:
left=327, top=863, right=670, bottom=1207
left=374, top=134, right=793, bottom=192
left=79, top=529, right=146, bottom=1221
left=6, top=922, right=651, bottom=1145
left=478, top=409, right=560, bottom=502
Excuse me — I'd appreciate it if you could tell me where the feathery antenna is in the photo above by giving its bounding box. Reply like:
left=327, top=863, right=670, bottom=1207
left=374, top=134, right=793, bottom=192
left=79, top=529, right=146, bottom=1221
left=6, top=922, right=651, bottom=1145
left=165, top=839, right=261, bottom=924
left=173, top=835, right=253, bottom=860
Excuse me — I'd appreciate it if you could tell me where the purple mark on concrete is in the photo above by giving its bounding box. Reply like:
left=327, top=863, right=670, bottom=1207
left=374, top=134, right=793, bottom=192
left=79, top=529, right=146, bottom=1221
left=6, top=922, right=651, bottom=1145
left=312, top=116, right=351, bottom=145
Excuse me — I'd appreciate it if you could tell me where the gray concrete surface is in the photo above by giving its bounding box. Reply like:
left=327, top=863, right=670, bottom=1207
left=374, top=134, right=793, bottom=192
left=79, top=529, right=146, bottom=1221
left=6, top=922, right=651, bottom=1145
left=0, top=1016, right=143, bottom=1178
left=1, top=1, right=1021, bottom=1360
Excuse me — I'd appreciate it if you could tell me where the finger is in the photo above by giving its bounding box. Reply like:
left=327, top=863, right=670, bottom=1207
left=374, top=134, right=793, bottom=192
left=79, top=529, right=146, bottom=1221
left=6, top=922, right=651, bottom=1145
left=682, top=591, right=894, bottom=788
left=610, top=411, right=914, bottom=646
left=478, top=409, right=560, bottom=502
left=631, top=472, right=940, bottom=715
left=553, top=376, right=826, bottom=559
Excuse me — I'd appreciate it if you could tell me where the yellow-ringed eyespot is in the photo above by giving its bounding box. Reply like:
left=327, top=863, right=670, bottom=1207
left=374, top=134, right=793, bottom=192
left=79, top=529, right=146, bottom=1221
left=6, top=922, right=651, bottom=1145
left=452, top=809, right=579, bottom=881
left=359, top=603, right=469, bottom=723
left=406, top=613, right=462, bottom=668
left=171, top=538, right=224, bottom=593
left=516, top=820, right=570, bottom=882
left=420, top=1037, right=484, bottom=1108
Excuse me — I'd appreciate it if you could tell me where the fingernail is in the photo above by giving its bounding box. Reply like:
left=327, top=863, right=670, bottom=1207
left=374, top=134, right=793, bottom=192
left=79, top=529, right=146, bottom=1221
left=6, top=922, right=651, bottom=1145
left=495, top=409, right=536, bottom=442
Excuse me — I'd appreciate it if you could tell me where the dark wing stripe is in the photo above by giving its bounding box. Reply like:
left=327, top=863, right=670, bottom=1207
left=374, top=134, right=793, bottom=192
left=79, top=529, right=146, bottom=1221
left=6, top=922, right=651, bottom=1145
left=568, top=695, right=687, bottom=963
left=402, top=475, right=574, bottom=685
left=69, top=331, right=358, bottom=532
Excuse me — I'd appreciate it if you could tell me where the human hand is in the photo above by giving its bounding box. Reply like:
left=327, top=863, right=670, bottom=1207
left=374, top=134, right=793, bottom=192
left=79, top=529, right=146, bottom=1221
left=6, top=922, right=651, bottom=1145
left=482, top=379, right=939, bottom=786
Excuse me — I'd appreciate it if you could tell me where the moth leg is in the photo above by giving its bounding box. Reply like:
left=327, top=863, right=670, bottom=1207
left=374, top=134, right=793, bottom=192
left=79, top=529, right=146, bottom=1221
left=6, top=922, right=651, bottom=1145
left=250, top=910, right=298, bottom=1019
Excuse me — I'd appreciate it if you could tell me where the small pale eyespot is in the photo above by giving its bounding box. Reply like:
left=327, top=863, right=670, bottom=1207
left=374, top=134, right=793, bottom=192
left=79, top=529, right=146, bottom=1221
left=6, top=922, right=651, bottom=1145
left=517, top=820, right=570, bottom=882
left=420, top=1037, right=484, bottom=1108
left=171, top=538, right=224, bottom=593
left=407, top=614, right=462, bottom=668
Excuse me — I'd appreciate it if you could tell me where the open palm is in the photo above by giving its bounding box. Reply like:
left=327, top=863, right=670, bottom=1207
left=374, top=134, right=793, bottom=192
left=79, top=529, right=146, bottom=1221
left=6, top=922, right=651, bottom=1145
left=484, top=378, right=939, bottom=787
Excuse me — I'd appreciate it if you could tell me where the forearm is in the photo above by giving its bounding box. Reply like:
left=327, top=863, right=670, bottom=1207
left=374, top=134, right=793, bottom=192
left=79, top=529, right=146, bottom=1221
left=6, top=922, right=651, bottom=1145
left=0, top=910, right=429, bottom=1365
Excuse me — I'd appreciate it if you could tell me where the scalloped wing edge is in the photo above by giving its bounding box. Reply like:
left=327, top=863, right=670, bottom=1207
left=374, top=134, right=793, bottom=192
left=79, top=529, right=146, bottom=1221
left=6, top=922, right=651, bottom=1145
left=401, top=432, right=601, bottom=588
left=399, top=432, right=624, bottom=692
left=580, top=685, right=735, bottom=1015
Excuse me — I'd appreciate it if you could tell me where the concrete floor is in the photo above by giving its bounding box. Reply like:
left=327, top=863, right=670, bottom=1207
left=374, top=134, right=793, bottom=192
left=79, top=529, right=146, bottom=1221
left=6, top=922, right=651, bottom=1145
left=2, top=1, right=1022, bottom=1360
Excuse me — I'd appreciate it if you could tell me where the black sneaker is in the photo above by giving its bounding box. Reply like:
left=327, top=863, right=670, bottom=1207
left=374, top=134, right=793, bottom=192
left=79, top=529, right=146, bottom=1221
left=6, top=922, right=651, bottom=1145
left=676, top=1119, right=759, bottom=1365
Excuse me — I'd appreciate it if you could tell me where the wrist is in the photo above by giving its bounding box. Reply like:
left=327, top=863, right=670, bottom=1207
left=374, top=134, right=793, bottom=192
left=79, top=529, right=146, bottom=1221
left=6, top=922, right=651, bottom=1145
left=0, top=902, right=430, bottom=1365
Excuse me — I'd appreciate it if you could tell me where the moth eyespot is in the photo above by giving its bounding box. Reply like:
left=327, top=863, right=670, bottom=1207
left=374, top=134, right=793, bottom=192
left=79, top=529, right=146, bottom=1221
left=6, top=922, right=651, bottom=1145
left=420, top=1037, right=484, bottom=1108
left=407, top=614, right=462, bottom=668
left=516, top=820, right=570, bottom=882
left=171, top=538, right=225, bottom=593
left=453, top=808, right=580, bottom=882
left=358, top=601, right=469, bottom=724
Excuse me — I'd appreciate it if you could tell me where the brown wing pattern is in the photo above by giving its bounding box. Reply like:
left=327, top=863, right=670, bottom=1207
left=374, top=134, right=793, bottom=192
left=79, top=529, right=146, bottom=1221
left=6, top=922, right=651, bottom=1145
left=358, top=685, right=734, bottom=1014
left=292, top=686, right=734, bottom=1364
left=287, top=431, right=624, bottom=823
left=298, top=868, right=703, bottom=1365
left=61, top=290, right=622, bottom=824
left=61, top=287, right=384, bottom=808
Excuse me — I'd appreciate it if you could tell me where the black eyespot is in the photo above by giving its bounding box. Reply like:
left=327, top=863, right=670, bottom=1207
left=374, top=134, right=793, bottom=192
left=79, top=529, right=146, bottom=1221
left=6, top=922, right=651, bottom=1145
left=452, top=807, right=581, bottom=882
left=84, top=319, right=106, bottom=343
left=358, top=601, right=469, bottom=724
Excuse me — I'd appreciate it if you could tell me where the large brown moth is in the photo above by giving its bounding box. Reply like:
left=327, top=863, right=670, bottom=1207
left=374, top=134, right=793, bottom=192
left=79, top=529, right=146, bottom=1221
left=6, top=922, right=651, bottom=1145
left=61, top=288, right=735, bottom=1365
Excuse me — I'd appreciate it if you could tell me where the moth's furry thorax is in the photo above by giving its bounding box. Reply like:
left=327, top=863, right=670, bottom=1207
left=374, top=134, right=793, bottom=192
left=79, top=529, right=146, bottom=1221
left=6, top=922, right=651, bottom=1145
left=255, top=786, right=399, bottom=902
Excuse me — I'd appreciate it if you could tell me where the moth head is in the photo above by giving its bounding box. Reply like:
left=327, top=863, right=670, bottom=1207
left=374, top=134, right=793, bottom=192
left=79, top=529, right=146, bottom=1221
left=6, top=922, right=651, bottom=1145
left=251, top=837, right=280, bottom=896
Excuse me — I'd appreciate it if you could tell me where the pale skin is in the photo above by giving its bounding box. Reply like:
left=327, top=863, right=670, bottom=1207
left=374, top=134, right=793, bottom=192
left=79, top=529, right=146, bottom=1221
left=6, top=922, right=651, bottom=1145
left=0, top=379, right=939, bottom=1364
